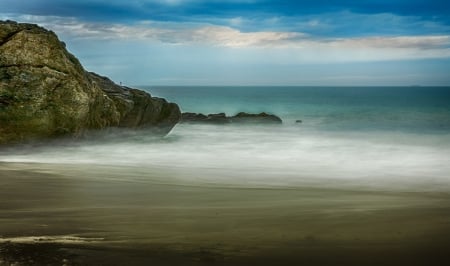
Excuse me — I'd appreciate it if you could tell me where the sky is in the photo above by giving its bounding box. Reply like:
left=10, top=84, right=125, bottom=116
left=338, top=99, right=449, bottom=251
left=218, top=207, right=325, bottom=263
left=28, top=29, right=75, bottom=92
left=1, top=0, right=450, bottom=85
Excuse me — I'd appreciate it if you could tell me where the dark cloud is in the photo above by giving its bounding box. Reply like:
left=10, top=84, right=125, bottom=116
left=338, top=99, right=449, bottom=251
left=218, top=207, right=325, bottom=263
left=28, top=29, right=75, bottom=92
left=1, top=0, right=449, bottom=39
left=1, top=0, right=449, bottom=23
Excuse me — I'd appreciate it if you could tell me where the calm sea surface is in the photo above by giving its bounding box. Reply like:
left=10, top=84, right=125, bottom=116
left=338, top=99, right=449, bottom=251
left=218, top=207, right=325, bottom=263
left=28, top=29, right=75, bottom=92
left=145, top=86, right=450, bottom=133
left=1, top=86, right=449, bottom=190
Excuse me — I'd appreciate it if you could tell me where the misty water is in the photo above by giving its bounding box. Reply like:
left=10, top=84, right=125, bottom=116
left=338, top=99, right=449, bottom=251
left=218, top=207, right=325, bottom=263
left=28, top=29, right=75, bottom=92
left=2, top=123, right=450, bottom=191
left=2, top=86, right=449, bottom=189
left=1, top=86, right=450, bottom=265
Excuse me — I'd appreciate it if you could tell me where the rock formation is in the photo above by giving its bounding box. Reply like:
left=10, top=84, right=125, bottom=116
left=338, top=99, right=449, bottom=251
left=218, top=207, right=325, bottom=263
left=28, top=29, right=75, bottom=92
left=0, top=20, right=180, bottom=144
left=231, top=112, right=282, bottom=124
left=181, top=112, right=282, bottom=124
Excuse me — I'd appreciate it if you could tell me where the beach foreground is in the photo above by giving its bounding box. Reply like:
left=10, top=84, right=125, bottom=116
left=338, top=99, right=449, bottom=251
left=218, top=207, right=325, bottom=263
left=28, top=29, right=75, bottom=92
left=1, top=162, right=450, bottom=265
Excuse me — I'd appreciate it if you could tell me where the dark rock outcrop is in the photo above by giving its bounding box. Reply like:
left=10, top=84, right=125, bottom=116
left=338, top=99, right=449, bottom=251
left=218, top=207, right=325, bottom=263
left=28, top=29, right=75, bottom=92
left=181, top=112, right=230, bottom=124
left=206, top=113, right=230, bottom=124
left=87, top=72, right=180, bottom=130
left=0, top=20, right=180, bottom=144
left=181, top=112, right=282, bottom=124
left=181, top=112, right=208, bottom=122
left=230, top=112, right=282, bottom=124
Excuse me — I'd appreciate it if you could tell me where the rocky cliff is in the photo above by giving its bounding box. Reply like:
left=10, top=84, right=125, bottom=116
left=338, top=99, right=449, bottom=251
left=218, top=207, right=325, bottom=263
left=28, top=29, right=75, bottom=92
left=0, top=20, right=180, bottom=144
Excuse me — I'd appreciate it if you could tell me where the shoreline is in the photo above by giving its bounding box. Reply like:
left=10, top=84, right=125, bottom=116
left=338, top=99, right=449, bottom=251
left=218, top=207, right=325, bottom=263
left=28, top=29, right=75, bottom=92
left=1, top=237, right=449, bottom=266
left=1, top=162, right=450, bottom=265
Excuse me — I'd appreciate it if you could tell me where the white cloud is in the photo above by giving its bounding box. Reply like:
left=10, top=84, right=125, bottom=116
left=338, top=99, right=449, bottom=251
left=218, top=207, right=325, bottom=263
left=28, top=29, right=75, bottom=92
left=332, top=36, right=450, bottom=49
left=2, top=13, right=450, bottom=62
left=3, top=14, right=302, bottom=47
left=188, top=26, right=300, bottom=47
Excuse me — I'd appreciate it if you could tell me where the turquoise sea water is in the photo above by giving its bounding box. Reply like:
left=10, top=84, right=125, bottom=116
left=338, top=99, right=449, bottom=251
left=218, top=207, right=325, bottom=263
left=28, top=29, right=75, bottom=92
left=145, top=86, right=450, bottom=133
left=1, top=86, right=450, bottom=191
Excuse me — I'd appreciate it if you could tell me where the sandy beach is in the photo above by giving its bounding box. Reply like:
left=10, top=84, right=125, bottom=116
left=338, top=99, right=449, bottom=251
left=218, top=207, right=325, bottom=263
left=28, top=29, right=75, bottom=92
left=1, top=162, right=450, bottom=265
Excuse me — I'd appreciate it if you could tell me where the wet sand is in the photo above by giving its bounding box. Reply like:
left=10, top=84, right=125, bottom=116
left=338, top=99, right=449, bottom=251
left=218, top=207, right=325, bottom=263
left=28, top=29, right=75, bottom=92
left=1, top=162, right=450, bottom=265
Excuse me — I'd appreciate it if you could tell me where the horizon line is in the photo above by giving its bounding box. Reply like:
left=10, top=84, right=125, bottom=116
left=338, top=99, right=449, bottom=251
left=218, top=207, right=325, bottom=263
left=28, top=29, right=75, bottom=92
left=134, top=85, right=450, bottom=88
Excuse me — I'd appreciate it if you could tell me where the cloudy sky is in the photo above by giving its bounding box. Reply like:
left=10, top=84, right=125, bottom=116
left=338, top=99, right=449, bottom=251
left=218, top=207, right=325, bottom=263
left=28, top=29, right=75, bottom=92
left=1, top=0, right=450, bottom=85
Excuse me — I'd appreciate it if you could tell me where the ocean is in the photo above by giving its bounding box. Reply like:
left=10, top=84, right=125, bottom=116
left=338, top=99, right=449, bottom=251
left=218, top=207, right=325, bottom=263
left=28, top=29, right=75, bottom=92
left=147, top=86, right=450, bottom=190
left=147, top=86, right=450, bottom=133
left=2, top=86, right=450, bottom=190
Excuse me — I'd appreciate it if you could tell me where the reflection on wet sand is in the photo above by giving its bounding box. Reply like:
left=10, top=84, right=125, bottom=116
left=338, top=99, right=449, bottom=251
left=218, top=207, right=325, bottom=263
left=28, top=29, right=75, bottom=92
left=1, top=162, right=450, bottom=265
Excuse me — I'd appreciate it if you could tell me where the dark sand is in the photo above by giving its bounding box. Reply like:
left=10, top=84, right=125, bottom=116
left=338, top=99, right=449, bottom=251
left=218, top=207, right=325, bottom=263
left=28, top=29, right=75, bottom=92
left=1, top=162, right=450, bottom=265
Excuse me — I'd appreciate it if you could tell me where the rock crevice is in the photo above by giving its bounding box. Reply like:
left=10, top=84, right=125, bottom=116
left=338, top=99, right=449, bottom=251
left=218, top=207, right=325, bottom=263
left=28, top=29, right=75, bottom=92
left=0, top=29, right=23, bottom=46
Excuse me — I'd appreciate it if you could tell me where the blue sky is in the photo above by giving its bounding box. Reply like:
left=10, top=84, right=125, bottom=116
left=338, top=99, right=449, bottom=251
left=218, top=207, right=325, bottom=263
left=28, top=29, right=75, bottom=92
left=1, top=0, right=450, bottom=85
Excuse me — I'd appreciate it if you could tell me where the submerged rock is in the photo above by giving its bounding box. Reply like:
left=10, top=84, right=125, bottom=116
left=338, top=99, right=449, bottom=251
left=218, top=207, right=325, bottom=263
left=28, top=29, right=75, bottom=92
left=0, top=20, right=180, bottom=144
left=181, top=112, right=282, bottom=124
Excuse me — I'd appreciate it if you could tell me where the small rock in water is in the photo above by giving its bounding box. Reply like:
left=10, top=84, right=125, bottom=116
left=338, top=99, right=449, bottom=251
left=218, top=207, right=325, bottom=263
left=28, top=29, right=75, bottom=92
left=296, top=120, right=302, bottom=123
